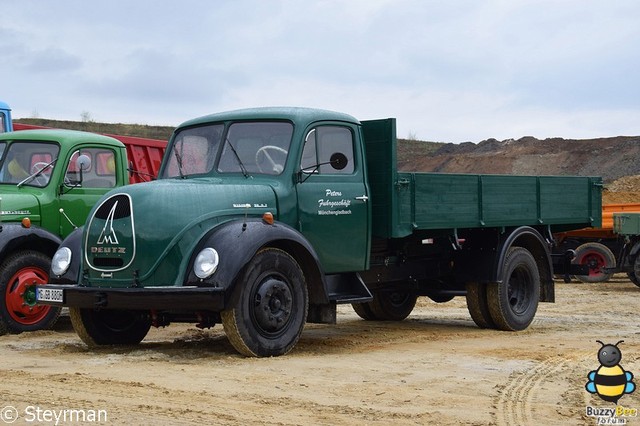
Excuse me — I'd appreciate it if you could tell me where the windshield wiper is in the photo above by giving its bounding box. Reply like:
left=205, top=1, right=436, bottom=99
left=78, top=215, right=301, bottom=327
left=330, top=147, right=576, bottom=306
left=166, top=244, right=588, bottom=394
left=18, top=158, right=57, bottom=188
left=224, top=138, right=250, bottom=178
left=173, top=147, right=185, bottom=179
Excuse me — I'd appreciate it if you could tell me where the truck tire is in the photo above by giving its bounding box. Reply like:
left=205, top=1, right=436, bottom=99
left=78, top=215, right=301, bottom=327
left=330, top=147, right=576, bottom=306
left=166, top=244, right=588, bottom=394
left=628, top=254, right=640, bottom=287
left=367, top=290, right=417, bottom=321
left=221, top=248, right=308, bottom=357
left=573, top=242, right=616, bottom=283
left=487, top=247, right=540, bottom=331
left=351, top=302, right=378, bottom=320
left=69, top=307, right=151, bottom=346
left=0, top=251, right=61, bottom=334
left=465, top=282, right=496, bottom=329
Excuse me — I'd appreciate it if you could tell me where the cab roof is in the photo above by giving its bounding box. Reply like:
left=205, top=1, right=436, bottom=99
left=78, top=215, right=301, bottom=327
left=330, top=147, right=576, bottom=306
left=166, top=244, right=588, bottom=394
left=0, top=129, right=124, bottom=148
left=177, top=107, right=361, bottom=129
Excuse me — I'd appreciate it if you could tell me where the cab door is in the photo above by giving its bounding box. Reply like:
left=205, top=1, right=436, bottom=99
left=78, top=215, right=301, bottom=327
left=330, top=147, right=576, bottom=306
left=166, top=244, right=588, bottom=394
left=57, top=147, right=120, bottom=238
left=295, top=124, right=370, bottom=273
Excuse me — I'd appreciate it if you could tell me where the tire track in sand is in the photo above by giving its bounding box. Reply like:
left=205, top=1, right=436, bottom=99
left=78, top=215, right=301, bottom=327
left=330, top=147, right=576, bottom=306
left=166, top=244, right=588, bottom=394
left=494, top=352, right=590, bottom=425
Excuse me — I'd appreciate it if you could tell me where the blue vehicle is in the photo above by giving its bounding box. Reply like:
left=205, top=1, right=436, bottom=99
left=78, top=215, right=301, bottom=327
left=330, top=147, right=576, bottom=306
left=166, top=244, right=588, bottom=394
left=0, top=101, right=12, bottom=133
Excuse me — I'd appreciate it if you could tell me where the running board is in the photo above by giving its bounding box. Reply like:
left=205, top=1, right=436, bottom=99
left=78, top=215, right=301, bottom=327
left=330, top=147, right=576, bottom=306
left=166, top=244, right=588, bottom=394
left=325, top=273, right=373, bottom=304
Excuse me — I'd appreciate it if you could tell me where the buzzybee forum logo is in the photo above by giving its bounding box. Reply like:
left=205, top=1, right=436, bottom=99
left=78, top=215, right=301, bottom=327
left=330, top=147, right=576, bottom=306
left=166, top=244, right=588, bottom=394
left=585, top=340, right=637, bottom=424
left=586, top=340, right=635, bottom=403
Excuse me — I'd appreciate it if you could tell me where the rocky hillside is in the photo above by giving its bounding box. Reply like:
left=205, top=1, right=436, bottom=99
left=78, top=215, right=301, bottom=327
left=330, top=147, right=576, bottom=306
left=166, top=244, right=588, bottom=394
left=398, top=136, right=640, bottom=183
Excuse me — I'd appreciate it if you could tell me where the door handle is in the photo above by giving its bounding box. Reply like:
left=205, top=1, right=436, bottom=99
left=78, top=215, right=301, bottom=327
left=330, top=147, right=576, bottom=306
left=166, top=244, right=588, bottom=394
left=355, top=195, right=369, bottom=202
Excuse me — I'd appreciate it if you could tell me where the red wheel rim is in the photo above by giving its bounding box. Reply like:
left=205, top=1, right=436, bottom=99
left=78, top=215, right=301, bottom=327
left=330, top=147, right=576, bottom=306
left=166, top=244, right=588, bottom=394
left=5, top=266, right=51, bottom=325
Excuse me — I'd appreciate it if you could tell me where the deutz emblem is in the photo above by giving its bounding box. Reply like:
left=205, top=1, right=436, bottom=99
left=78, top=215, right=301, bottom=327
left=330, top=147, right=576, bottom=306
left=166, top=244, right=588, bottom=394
left=97, top=201, right=120, bottom=245
left=85, top=193, right=136, bottom=272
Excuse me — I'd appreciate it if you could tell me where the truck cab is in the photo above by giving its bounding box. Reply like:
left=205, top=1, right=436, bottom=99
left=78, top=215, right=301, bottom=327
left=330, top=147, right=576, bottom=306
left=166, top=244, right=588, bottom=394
left=0, top=101, right=12, bottom=133
left=157, top=108, right=370, bottom=272
left=0, top=129, right=130, bottom=334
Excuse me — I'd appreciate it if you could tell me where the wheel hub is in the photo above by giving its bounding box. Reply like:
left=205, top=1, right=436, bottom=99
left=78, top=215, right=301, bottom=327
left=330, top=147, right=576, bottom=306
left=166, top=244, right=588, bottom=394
left=585, top=255, right=604, bottom=274
left=6, top=268, right=50, bottom=324
left=253, top=278, right=292, bottom=333
left=508, top=267, right=531, bottom=314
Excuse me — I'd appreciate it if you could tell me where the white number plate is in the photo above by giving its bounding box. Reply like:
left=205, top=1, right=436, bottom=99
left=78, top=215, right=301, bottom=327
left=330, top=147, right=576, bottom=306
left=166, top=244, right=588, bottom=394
left=36, top=287, right=64, bottom=303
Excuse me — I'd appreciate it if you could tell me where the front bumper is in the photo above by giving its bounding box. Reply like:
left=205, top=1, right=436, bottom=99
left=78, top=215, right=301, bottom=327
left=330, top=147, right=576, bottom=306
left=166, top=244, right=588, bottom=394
left=35, top=284, right=226, bottom=311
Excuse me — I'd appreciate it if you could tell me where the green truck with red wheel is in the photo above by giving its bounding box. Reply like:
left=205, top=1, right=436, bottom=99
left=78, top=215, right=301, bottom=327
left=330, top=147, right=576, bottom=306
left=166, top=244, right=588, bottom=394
left=0, top=110, right=165, bottom=334
left=37, top=107, right=602, bottom=357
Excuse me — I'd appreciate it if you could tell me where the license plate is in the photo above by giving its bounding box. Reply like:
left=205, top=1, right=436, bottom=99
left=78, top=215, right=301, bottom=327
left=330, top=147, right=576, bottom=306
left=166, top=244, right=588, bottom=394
left=36, top=287, right=64, bottom=303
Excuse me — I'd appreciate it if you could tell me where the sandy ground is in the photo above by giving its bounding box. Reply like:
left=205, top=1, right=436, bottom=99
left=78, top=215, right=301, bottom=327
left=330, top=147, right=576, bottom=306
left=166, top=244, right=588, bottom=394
left=1, top=277, right=639, bottom=425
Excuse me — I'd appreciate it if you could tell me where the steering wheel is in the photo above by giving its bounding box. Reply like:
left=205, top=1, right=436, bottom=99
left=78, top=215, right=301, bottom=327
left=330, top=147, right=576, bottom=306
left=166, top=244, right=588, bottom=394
left=255, top=145, right=288, bottom=174
left=30, top=161, right=51, bottom=185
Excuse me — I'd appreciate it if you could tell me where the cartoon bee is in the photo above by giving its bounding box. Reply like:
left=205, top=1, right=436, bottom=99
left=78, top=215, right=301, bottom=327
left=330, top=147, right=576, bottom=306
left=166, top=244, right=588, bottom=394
left=586, top=340, right=636, bottom=403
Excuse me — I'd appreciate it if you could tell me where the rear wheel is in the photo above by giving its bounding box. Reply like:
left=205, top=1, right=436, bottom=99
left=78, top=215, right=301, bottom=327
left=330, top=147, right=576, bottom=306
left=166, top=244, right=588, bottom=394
left=0, top=251, right=61, bottom=334
left=466, top=282, right=496, bottom=329
left=366, top=290, right=417, bottom=321
left=351, top=301, right=378, bottom=320
left=487, top=247, right=540, bottom=331
left=221, top=248, right=308, bottom=357
left=573, top=242, right=616, bottom=283
left=69, top=307, right=151, bottom=346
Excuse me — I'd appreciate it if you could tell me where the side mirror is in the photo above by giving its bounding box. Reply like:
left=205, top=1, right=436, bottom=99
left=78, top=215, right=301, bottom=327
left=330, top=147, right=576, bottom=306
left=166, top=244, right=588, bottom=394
left=76, top=154, right=91, bottom=171
left=329, top=152, right=348, bottom=170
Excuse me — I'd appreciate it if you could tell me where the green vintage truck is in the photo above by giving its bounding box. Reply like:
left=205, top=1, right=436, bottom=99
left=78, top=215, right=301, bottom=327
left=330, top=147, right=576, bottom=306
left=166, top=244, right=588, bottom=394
left=37, top=107, right=602, bottom=357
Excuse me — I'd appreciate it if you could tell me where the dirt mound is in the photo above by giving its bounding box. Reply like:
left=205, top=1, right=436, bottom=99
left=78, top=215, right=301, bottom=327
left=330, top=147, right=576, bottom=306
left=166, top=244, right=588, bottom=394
left=399, top=135, right=640, bottom=184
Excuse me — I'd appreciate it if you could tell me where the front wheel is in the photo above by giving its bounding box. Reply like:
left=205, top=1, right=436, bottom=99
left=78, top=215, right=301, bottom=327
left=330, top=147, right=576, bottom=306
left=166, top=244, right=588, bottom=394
left=69, top=307, right=151, bottom=346
left=0, top=251, right=61, bottom=334
left=573, top=242, right=616, bottom=283
left=487, top=247, right=540, bottom=331
left=221, top=248, right=308, bottom=357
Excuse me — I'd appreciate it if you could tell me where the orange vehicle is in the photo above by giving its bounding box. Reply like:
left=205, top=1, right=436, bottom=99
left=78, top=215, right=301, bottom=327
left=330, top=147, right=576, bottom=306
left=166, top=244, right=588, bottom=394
left=555, top=203, right=640, bottom=282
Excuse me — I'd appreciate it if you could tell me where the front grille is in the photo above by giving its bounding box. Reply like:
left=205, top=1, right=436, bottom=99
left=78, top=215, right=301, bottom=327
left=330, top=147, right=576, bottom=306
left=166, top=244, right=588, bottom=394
left=93, top=257, right=124, bottom=267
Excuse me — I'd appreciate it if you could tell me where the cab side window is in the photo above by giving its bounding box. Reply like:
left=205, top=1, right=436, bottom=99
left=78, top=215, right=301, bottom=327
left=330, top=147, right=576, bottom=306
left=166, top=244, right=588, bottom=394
left=65, top=148, right=117, bottom=188
left=300, top=126, right=354, bottom=174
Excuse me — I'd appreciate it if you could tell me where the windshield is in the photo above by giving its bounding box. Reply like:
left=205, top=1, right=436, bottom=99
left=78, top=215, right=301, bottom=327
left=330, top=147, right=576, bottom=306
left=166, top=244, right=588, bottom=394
left=0, top=141, right=60, bottom=187
left=162, top=121, right=294, bottom=178
left=0, top=112, right=5, bottom=133
left=218, top=122, right=293, bottom=175
left=162, top=124, right=223, bottom=178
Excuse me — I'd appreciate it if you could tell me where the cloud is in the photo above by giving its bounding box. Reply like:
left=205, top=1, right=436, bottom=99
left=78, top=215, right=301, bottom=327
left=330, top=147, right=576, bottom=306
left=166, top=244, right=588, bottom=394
left=2, top=0, right=640, bottom=140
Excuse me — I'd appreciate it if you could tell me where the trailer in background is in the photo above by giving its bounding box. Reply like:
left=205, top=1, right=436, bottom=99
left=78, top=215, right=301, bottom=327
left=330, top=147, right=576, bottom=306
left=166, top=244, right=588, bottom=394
left=555, top=202, right=640, bottom=283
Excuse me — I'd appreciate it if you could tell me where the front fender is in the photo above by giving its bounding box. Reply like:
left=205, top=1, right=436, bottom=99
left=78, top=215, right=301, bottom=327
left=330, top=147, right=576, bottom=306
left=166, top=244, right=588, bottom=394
left=185, top=218, right=328, bottom=305
left=0, top=223, right=62, bottom=261
left=629, top=239, right=640, bottom=258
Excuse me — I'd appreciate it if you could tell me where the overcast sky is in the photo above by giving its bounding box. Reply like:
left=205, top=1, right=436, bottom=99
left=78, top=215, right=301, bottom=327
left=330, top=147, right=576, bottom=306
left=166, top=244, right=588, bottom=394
left=2, top=1, right=639, bottom=142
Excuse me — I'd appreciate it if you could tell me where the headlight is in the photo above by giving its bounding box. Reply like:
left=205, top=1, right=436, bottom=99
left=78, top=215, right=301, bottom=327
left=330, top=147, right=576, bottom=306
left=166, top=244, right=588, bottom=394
left=194, top=248, right=219, bottom=279
left=51, top=247, right=72, bottom=276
